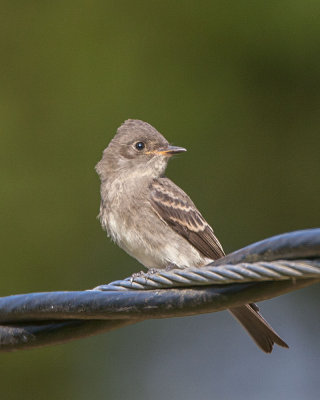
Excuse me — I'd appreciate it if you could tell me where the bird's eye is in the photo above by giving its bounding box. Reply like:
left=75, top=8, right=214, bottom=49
left=135, top=141, right=145, bottom=151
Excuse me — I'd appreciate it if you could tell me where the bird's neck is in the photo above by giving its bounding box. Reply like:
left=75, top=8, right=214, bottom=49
left=101, top=155, right=167, bottom=191
left=100, top=167, right=156, bottom=206
left=98, top=156, right=169, bottom=213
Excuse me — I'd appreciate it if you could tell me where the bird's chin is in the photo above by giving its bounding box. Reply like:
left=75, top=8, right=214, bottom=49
left=147, top=155, right=169, bottom=178
left=112, top=156, right=168, bottom=180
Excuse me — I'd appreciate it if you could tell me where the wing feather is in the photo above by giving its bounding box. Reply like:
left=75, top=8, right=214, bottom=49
left=149, top=178, right=225, bottom=260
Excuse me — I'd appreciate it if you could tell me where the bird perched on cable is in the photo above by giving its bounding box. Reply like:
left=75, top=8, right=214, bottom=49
left=96, top=119, right=288, bottom=353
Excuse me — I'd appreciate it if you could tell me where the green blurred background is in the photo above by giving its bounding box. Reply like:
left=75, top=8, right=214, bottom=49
left=1, top=1, right=319, bottom=399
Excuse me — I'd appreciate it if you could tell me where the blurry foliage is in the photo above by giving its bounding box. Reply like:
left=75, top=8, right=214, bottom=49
left=0, top=1, right=319, bottom=400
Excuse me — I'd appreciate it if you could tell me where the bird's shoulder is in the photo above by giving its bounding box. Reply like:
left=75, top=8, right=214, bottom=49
left=149, top=177, right=225, bottom=259
left=149, top=177, right=203, bottom=227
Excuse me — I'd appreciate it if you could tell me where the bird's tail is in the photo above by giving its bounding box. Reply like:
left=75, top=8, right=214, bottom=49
left=229, top=304, right=289, bottom=353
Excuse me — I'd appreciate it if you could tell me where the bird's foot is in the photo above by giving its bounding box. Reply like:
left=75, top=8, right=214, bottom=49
left=147, top=268, right=159, bottom=274
left=130, top=268, right=159, bottom=279
left=165, top=263, right=178, bottom=271
left=131, top=270, right=146, bottom=279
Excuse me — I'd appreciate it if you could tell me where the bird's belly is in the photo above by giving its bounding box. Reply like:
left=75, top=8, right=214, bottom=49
left=105, top=211, right=164, bottom=267
left=105, top=210, right=209, bottom=269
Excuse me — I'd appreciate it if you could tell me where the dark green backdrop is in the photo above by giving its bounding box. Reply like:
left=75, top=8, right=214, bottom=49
left=1, top=2, right=319, bottom=399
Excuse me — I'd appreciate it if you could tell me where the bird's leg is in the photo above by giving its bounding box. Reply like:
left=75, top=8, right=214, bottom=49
left=165, top=263, right=179, bottom=271
left=147, top=268, right=160, bottom=274
left=130, top=268, right=159, bottom=284
left=131, top=270, right=146, bottom=279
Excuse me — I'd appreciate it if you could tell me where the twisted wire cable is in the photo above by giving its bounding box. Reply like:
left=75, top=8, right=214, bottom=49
left=94, top=259, right=320, bottom=291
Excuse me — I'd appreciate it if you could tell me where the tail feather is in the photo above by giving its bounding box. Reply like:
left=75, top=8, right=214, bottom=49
left=230, top=304, right=289, bottom=353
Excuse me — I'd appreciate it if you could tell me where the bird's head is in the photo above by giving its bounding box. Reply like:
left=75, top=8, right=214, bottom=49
left=96, top=119, right=186, bottom=181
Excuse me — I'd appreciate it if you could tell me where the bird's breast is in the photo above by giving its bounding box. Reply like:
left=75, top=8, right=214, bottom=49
left=99, top=177, right=210, bottom=269
left=99, top=177, right=151, bottom=246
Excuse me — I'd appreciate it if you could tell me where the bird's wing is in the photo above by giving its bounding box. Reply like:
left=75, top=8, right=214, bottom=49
left=149, top=178, right=288, bottom=353
left=149, top=177, right=225, bottom=260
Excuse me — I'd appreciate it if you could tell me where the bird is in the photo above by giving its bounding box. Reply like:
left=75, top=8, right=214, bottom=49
left=96, top=119, right=288, bottom=353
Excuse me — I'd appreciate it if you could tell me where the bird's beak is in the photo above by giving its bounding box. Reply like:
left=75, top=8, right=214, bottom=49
left=155, top=145, right=187, bottom=156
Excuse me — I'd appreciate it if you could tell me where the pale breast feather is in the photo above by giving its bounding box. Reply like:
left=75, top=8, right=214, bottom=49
left=149, top=177, right=225, bottom=260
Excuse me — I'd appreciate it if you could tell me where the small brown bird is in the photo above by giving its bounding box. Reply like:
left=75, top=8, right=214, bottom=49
left=96, top=119, right=288, bottom=353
